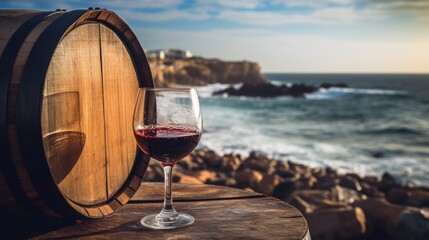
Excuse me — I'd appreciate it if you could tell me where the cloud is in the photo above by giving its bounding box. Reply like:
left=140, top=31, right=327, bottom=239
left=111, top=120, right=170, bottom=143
left=109, top=0, right=428, bottom=26
left=272, top=0, right=355, bottom=8
left=217, top=10, right=313, bottom=25
left=0, top=0, right=76, bottom=9
left=136, top=27, right=429, bottom=73
left=96, top=0, right=183, bottom=9
left=370, top=0, right=429, bottom=13
left=194, top=0, right=263, bottom=9
left=272, top=0, right=429, bottom=20
left=116, top=9, right=210, bottom=21
left=217, top=7, right=382, bottom=26
left=1, top=0, right=428, bottom=25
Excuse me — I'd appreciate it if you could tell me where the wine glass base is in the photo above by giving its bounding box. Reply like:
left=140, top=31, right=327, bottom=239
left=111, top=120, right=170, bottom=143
left=141, top=213, right=195, bottom=230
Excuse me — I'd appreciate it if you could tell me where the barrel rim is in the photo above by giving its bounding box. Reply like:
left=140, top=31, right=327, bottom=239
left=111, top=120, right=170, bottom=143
left=0, top=10, right=59, bottom=217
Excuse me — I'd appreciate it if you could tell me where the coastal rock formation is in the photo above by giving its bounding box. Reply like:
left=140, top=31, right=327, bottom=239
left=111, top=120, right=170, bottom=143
left=144, top=148, right=429, bottom=240
left=149, top=57, right=349, bottom=99
left=149, top=58, right=266, bottom=87
left=213, top=82, right=349, bottom=98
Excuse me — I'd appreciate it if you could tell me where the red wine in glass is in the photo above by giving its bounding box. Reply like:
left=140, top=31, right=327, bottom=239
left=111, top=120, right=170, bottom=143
left=133, top=88, right=202, bottom=229
left=135, top=125, right=201, bottom=165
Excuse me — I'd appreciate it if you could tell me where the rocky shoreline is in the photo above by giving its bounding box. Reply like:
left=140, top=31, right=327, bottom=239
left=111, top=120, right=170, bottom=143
left=143, top=148, right=429, bottom=240
left=213, top=82, right=349, bottom=98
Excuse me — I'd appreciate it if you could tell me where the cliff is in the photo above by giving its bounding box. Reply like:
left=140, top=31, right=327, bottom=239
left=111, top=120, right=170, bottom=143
left=149, top=57, right=266, bottom=87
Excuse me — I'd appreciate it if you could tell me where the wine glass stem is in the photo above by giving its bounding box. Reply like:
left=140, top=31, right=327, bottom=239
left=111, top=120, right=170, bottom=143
left=163, top=164, right=174, bottom=211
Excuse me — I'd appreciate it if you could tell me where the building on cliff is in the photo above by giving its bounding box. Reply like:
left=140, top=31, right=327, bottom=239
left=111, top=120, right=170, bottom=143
left=146, top=49, right=192, bottom=60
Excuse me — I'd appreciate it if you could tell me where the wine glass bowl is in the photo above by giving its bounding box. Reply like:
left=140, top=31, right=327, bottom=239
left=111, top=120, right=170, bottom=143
left=133, top=88, right=202, bottom=229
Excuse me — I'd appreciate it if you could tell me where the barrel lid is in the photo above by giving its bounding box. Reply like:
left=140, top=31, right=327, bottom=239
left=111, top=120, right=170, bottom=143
left=18, top=9, right=153, bottom=218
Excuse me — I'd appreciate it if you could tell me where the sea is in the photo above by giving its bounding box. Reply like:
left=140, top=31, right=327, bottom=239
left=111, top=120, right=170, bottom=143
left=195, top=74, right=429, bottom=186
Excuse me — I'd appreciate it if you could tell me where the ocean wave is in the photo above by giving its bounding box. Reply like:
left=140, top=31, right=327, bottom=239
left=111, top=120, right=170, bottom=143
left=360, top=127, right=424, bottom=136
left=199, top=136, right=429, bottom=185
left=270, top=80, right=292, bottom=87
left=306, top=87, right=407, bottom=99
left=195, top=83, right=242, bottom=98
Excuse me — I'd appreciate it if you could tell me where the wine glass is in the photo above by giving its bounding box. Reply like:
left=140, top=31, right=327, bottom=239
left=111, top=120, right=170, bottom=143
left=133, top=88, right=202, bottom=229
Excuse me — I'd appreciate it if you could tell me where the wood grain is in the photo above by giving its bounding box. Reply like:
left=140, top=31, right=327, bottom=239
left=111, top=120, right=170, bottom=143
left=44, top=23, right=107, bottom=205
left=131, top=182, right=263, bottom=203
left=100, top=24, right=138, bottom=199
left=35, top=184, right=308, bottom=240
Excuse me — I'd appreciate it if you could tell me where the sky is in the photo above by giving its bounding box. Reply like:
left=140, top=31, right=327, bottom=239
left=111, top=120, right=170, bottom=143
left=1, top=0, right=429, bottom=73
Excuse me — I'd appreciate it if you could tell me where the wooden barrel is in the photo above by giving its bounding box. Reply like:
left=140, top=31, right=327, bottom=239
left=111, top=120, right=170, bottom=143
left=0, top=9, right=153, bottom=219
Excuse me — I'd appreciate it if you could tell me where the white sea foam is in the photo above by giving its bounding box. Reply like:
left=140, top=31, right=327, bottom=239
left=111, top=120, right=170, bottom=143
left=199, top=120, right=429, bottom=185
left=307, top=87, right=407, bottom=99
left=197, top=83, right=406, bottom=100
left=195, top=83, right=229, bottom=98
left=195, top=83, right=242, bottom=98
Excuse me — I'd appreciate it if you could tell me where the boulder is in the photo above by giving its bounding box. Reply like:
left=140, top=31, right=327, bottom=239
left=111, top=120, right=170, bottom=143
left=339, top=175, right=362, bottom=192
left=239, top=152, right=277, bottom=173
left=353, top=197, right=406, bottom=236
left=362, top=176, right=378, bottom=185
left=288, top=195, right=314, bottom=214
left=360, top=182, right=385, bottom=198
left=275, top=160, right=289, bottom=171
left=297, top=176, right=317, bottom=189
left=288, top=161, right=310, bottom=174
left=143, top=163, right=164, bottom=182
left=254, top=173, right=282, bottom=196
left=215, top=82, right=286, bottom=97
left=393, top=208, right=429, bottom=240
left=387, top=187, right=429, bottom=207
left=305, top=207, right=366, bottom=240
left=287, top=190, right=332, bottom=207
left=331, top=186, right=367, bottom=204
left=213, top=82, right=320, bottom=98
left=220, top=154, right=242, bottom=172
left=314, top=178, right=339, bottom=191
left=288, top=190, right=347, bottom=211
left=345, top=172, right=363, bottom=181
left=142, top=168, right=159, bottom=182
left=317, top=199, right=349, bottom=210
left=378, top=172, right=400, bottom=194
left=275, top=169, right=297, bottom=179
left=191, top=170, right=217, bottom=183
left=174, top=173, right=204, bottom=184
left=176, top=155, right=194, bottom=170
left=234, top=169, right=263, bottom=190
left=207, top=177, right=237, bottom=188
left=272, top=180, right=299, bottom=200
left=326, top=167, right=338, bottom=177
left=286, top=83, right=318, bottom=97
left=311, top=167, right=326, bottom=179
left=191, top=155, right=206, bottom=169
left=198, top=149, right=223, bottom=169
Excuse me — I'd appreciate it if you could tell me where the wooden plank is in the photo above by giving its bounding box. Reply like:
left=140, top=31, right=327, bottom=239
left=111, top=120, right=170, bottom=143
left=43, top=23, right=107, bottom=205
left=99, top=24, right=138, bottom=199
left=130, top=182, right=263, bottom=203
left=35, top=197, right=308, bottom=240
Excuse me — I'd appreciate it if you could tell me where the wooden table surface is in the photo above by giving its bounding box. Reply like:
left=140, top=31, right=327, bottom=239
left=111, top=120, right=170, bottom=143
left=35, top=183, right=309, bottom=239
